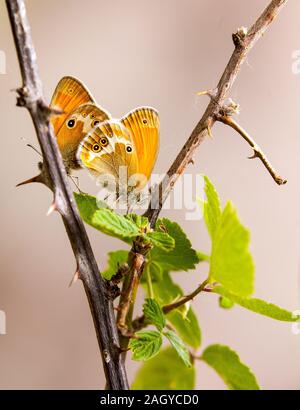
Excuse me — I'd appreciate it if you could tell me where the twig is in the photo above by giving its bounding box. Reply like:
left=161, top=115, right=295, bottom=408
left=6, top=0, right=128, bottom=390
left=132, top=279, right=210, bottom=331
left=163, top=279, right=210, bottom=314
left=116, top=238, right=151, bottom=353
left=217, top=115, right=287, bottom=185
left=117, top=252, right=145, bottom=332
left=145, top=0, right=288, bottom=227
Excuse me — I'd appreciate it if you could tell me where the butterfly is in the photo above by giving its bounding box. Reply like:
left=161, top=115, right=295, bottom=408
left=50, top=76, right=159, bottom=192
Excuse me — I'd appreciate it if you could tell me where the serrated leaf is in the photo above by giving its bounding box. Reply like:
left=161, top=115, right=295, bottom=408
left=125, top=214, right=149, bottom=230
left=209, top=201, right=254, bottom=297
left=167, top=308, right=201, bottom=349
left=143, top=298, right=166, bottom=331
left=129, top=331, right=162, bottom=361
left=75, top=193, right=148, bottom=243
left=132, top=347, right=195, bottom=390
left=152, top=272, right=201, bottom=348
left=214, top=286, right=300, bottom=321
left=76, top=194, right=175, bottom=251
left=75, top=192, right=109, bottom=223
left=164, top=330, right=191, bottom=367
left=146, top=231, right=175, bottom=251
left=91, top=209, right=140, bottom=242
left=150, top=218, right=199, bottom=271
left=101, top=250, right=129, bottom=280
left=201, top=344, right=260, bottom=390
left=201, top=175, right=222, bottom=238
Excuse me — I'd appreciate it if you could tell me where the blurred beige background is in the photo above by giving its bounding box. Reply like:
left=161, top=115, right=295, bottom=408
left=0, top=0, right=299, bottom=389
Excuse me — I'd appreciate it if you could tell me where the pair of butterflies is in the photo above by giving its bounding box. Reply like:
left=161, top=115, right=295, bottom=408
left=50, top=76, right=159, bottom=192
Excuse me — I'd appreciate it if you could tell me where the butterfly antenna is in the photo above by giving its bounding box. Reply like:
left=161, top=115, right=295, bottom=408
left=26, top=143, right=42, bottom=157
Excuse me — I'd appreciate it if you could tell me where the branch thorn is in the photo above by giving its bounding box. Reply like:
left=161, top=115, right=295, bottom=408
left=46, top=201, right=58, bottom=216
left=207, top=125, right=213, bottom=139
left=68, top=270, right=80, bottom=287
left=197, top=89, right=216, bottom=100
left=16, top=173, right=44, bottom=187
left=248, top=152, right=258, bottom=160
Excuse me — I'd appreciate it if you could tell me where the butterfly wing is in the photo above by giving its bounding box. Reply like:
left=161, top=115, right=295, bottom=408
left=57, top=103, right=111, bottom=170
left=77, top=120, right=140, bottom=189
left=121, top=107, right=159, bottom=180
left=50, top=76, right=95, bottom=135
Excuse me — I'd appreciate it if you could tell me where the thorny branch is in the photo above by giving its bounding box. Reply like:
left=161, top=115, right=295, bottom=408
left=6, top=0, right=128, bottom=390
left=117, top=0, right=288, bottom=343
left=6, top=0, right=289, bottom=386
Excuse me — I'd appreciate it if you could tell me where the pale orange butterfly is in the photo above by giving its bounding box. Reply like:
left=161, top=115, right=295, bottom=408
left=50, top=76, right=160, bottom=191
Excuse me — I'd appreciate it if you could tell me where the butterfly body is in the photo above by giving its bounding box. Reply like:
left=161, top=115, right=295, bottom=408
left=50, top=76, right=159, bottom=190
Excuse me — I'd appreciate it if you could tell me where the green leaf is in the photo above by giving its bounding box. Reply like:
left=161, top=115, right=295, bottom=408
left=132, top=347, right=195, bottom=390
left=152, top=272, right=201, bottom=348
left=125, top=214, right=175, bottom=252
left=146, top=231, right=175, bottom=251
left=76, top=195, right=140, bottom=243
left=209, top=201, right=254, bottom=297
left=91, top=209, right=140, bottom=242
left=164, top=330, right=191, bottom=367
left=152, top=272, right=182, bottom=305
left=167, top=308, right=201, bottom=349
left=143, top=298, right=166, bottom=331
left=75, top=194, right=151, bottom=243
left=75, top=192, right=109, bottom=223
left=76, top=194, right=175, bottom=251
left=201, top=175, right=222, bottom=238
left=129, top=331, right=162, bottom=361
left=101, top=250, right=129, bottom=280
left=125, top=214, right=149, bottom=230
left=201, top=344, right=260, bottom=390
left=150, top=218, right=199, bottom=272
left=214, top=286, right=300, bottom=321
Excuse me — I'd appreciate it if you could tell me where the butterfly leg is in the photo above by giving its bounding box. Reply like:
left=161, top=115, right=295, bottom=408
left=127, top=189, right=147, bottom=214
left=69, top=175, right=85, bottom=194
left=126, top=193, right=136, bottom=214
